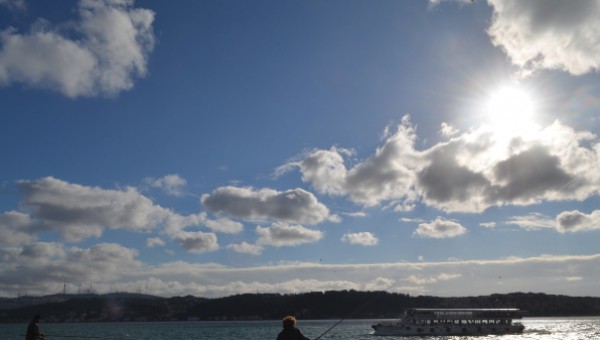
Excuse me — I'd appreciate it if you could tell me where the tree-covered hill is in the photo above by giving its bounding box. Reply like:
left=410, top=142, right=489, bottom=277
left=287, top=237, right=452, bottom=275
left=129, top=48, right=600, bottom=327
left=1, top=291, right=599, bottom=323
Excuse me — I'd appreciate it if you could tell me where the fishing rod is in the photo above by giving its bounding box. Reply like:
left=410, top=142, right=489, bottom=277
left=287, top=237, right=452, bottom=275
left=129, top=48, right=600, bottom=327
left=313, top=293, right=382, bottom=340
left=313, top=318, right=345, bottom=340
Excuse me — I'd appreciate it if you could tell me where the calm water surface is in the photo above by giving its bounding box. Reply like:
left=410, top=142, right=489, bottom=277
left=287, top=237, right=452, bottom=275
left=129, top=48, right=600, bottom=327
left=1, top=317, right=598, bottom=340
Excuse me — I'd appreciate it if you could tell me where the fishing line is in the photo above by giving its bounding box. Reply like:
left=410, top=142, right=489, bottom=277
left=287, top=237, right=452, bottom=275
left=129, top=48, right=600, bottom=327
left=313, top=293, right=382, bottom=340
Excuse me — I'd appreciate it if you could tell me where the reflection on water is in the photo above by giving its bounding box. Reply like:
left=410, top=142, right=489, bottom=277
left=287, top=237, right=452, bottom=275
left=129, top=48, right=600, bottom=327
left=0, top=317, right=598, bottom=340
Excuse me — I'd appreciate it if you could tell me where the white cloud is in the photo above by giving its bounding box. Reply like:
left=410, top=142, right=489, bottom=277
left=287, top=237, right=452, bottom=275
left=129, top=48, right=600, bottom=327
left=256, top=222, right=323, bottom=247
left=341, top=232, right=379, bottom=246
left=226, top=242, right=263, bottom=256
left=404, top=273, right=462, bottom=285
left=428, top=0, right=474, bottom=8
left=487, top=0, right=600, bottom=76
left=0, top=0, right=155, bottom=97
left=201, top=186, right=332, bottom=225
left=506, top=213, right=555, bottom=230
left=440, top=122, right=459, bottom=137
left=204, top=218, right=244, bottom=234
left=479, top=222, right=496, bottom=228
left=143, top=174, right=187, bottom=197
left=343, top=211, right=367, bottom=218
left=556, top=209, right=600, bottom=233
left=414, top=217, right=467, bottom=238
left=364, top=277, right=396, bottom=291
left=401, top=217, right=425, bottom=223
left=146, top=237, right=165, bottom=248
left=565, top=276, right=583, bottom=282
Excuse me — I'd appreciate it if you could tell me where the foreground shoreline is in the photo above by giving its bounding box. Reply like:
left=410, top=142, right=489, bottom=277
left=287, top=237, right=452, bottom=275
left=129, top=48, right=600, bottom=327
left=1, top=318, right=600, bottom=340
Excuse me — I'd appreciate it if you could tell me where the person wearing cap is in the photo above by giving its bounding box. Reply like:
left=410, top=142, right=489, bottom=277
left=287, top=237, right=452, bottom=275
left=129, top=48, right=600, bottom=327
left=277, top=315, right=310, bottom=340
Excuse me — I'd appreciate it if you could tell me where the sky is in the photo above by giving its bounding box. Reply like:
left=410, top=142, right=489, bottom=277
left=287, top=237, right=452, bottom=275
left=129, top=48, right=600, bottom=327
left=1, top=0, right=600, bottom=299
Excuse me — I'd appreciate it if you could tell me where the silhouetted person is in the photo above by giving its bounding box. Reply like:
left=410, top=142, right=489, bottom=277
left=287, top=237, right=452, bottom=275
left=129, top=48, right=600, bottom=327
left=277, top=315, right=310, bottom=340
left=25, top=314, right=44, bottom=340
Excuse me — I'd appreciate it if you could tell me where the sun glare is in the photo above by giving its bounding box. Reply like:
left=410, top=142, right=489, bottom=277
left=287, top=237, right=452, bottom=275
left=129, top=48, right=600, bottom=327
left=487, top=86, right=535, bottom=128
left=485, top=85, right=537, bottom=130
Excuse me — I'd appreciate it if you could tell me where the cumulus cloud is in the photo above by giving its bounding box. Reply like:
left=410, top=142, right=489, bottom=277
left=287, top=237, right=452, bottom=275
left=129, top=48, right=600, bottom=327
left=201, top=186, right=333, bottom=225
left=488, top=145, right=575, bottom=203
left=17, top=178, right=156, bottom=240
left=276, top=146, right=353, bottom=196
left=226, top=241, right=263, bottom=255
left=486, top=0, right=600, bottom=76
left=414, top=217, right=467, bottom=238
left=284, top=116, right=600, bottom=214
left=204, top=218, right=244, bottom=234
left=172, top=231, right=218, bottom=254
left=0, top=176, right=235, bottom=256
left=146, top=237, right=165, bottom=248
left=341, top=232, right=379, bottom=246
left=256, top=222, right=323, bottom=247
left=416, top=138, right=491, bottom=212
left=556, top=209, right=600, bottom=233
left=283, top=116, right=421, bottom=208
left=415, top=123, right=593, bottom=211
left=67, top=243, right=141, bottom=280
left=0, top=210, right=36, bottom=245
left=143, top=174, right=187, bottom=197
left=0, top=0, right=155, bottom=97
left=16, top=177, right=181, bottom=242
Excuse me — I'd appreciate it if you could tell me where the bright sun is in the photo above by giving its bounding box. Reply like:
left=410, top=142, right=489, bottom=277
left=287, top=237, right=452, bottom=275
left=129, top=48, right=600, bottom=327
left=485, top=85, right=537, bottom=130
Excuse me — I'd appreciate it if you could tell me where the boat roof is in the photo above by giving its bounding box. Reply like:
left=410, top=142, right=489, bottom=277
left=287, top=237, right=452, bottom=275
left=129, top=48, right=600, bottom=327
left=409, top=308, right=520, bottom=311
left=404, top=308, right=523, bottom=319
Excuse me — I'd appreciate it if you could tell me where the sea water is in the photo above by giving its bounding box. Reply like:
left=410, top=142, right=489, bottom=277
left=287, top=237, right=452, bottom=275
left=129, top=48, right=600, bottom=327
left=0, top=317, right=598, bottom=340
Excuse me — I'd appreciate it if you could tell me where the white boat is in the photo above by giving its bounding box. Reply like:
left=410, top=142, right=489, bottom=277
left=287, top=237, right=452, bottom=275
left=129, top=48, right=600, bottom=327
left=371, top=308, right=525, bottom=336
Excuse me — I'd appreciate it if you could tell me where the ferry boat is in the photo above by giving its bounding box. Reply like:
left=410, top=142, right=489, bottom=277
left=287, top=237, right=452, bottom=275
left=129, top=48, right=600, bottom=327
left=371, top=308, right=525, bottom=336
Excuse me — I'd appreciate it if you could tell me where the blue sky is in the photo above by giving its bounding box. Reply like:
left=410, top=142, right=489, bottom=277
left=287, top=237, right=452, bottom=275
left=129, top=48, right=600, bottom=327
left=1, top=0, right=600, bottom=298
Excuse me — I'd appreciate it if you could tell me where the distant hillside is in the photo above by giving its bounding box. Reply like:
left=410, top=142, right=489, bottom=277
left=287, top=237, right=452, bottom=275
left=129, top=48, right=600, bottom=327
left=1, top=291, right=599, bottom=323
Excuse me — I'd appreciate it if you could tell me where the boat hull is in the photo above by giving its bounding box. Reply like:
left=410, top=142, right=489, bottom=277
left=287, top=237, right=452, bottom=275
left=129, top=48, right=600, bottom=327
left=372, top=322, right=525, bottom=336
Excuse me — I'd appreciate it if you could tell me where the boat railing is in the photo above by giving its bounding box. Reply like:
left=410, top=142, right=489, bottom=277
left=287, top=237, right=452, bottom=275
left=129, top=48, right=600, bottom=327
left=405, top=308, right=523, bottom=321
